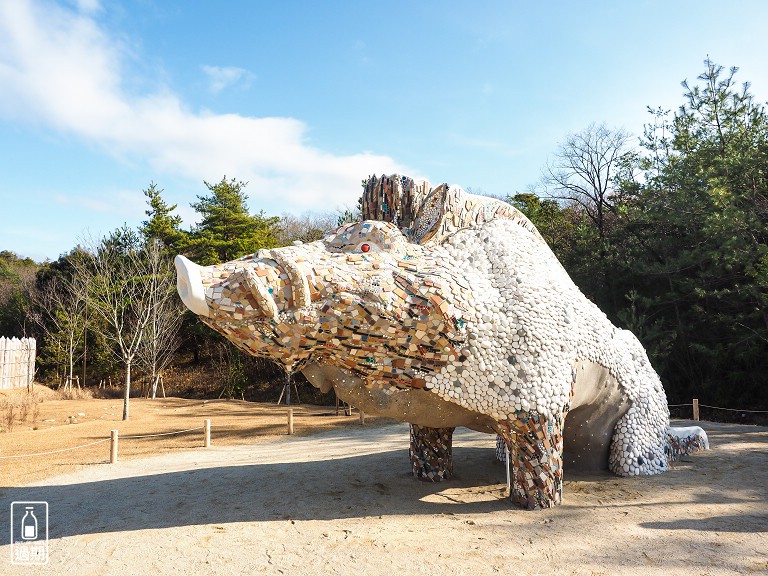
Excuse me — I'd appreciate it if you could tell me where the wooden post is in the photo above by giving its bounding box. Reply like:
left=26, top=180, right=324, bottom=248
left=693, top=398, right=700, bottom=422
left=287, top=408, right=294, bottom=435
left=359, top=409, right=365, bottom=425
left=204, top=419, right=211, bottom=447
left=110, top=429, right=119, bottom=463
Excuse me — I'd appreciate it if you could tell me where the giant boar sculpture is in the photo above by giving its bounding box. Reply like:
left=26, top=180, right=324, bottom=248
left=175, top=174, right=707, bottom=510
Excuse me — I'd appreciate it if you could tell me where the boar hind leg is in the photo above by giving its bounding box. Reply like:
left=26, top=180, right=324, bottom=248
left=409, top=424, right=455, bottom=481
left=498, top=411, right=567, bottom=510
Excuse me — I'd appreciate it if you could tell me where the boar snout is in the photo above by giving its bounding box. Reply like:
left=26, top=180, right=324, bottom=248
left=175, top=255, right=210, bottom=317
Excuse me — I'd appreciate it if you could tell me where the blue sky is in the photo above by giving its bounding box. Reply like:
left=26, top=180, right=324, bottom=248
left=2, top=0, right=768, bottom=262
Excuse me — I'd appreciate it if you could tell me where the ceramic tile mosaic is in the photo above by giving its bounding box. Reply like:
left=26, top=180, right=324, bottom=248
left=362, top=174, right=542, bottom=245
left=176, top=174, right=706, bottom=510
left=409, top=425, right=455, bottom=481
left=666, top=426, right=709, bottom=461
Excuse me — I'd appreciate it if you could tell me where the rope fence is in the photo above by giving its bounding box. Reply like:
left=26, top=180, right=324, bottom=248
left=0, top=438, right=110, bottom=459
left=669, top=398, right=768, bottom=423
left=0, top=407, right=345, bottom=462
left=1, top=400, right=763, bottom=462
left=0, top=419, right=214, bottom=463
left=699, top=404, right=768, bottom=413
left=121, top=426, right=205, bottom=439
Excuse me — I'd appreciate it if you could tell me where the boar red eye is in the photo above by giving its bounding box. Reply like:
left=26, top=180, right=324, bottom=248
left=361, top=243, right=371, bottom=253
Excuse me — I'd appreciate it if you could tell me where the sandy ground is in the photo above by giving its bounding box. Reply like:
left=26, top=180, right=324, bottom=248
left=0, top=415, right=766, bottom=576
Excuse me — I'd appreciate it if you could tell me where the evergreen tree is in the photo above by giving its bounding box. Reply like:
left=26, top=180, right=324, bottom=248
left=188, top=177, right=280, bottom=264
left=140, top=182, right=188, bottom=254
left=518, top=59, right=767, bottom=412
left=0, top=251, right=38, bottom=337
left=619, top=59, right=768, bottom=408
left=507, top=193, right=577, bottom=263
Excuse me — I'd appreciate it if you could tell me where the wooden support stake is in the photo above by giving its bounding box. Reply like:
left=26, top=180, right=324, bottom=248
left=359, top=410, right=365, bottom=425
left=693, top=398, right=700, bottom=422
left=110, top=429, right=119, bottom=463
left=288, top=408, right=294, bottom=435
left=204, top=419, right=211, bottom=447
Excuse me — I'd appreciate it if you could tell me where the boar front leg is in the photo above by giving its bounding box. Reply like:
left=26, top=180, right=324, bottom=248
left=497, top=410, right=567, bottom=510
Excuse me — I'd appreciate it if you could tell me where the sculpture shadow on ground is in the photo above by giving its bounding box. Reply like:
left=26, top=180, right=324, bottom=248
left=639, top=515, right=768, bottom=533
left=0, top=445, right=515, bottom=540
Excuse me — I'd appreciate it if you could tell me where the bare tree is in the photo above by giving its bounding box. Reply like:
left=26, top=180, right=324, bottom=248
left=74, top=229, right=155, bottom=420
left=136, top=241, right=184, bottom=399
left=542, top=122, right=634, bottom=238
left=29, top=275, right=87, bottom=389
left=277, top=212, right=340, bottom=246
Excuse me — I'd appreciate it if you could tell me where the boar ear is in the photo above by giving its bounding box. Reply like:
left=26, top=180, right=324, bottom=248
left=410, top=184, right=449, bottom=243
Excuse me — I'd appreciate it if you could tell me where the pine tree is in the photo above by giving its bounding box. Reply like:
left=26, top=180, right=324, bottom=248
left=141, top=182, right=188, bottom=254
left=620, top=59, right=768, bottom=408
left=188, top=177, right=280, bottom=264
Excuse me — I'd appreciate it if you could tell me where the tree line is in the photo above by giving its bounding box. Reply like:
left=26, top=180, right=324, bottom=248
left=511, top=59, right=767, bottom=412
left=0, top=177, right=345, bottom=419
left=0, top=58, right=765, bottom=417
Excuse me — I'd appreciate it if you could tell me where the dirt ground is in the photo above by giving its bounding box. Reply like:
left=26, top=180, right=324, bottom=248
left=0, top=386, right=766, bottom=576
left=0, top=384, right=388, bottom=487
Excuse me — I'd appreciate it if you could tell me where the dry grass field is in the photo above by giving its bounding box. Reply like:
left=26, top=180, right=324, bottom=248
left=0, top=384, right=388, bottom=486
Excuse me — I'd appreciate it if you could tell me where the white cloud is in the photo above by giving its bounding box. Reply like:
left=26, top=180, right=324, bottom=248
left=72, top=0, right=100, bottom=14
left=0, top=0, right=409, bottom=213
left=54, top=189, right=146, bottom=217
left=201, top=65, right=253, bottom=93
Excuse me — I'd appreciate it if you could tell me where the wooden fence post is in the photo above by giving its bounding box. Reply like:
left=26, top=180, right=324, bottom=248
left=110, top=429, right=119, bottom=463
left=693, top=398, right=700, bottom=422
left=287, top=408, right=294, bottom=435
left=204, top=419, right=211, bottom=447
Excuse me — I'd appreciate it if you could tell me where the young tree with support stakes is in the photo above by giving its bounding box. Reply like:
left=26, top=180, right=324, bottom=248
left=135, top=240, right=184, bottom=399
left=74, top=227, right=157, bottom=420
left=29, top=274, right=87, bottom=389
